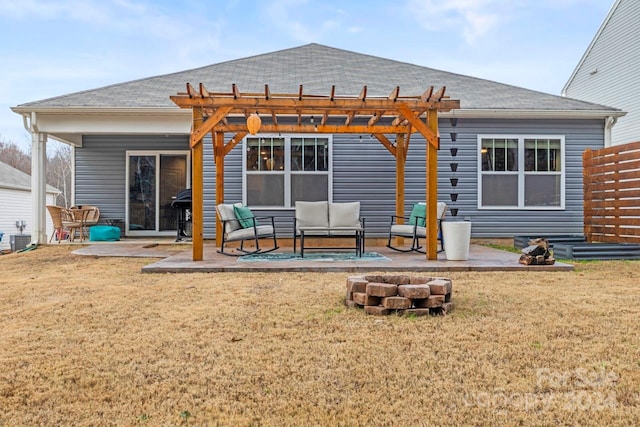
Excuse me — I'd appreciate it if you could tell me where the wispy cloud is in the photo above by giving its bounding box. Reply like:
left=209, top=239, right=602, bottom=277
left=264, top=0, right=355, bottom=43
left=0, top=0, right=230, bottom=146
left=265, top=0, right=317, bottom=42
left=0, top=0, right=115, bottom=23
left=0, top=0, right=224, bottom=57
left=405, top=0, right=513, bottom=44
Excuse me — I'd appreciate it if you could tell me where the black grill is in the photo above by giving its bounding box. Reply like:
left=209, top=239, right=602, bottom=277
left=171, top=188, right=192, bottom=241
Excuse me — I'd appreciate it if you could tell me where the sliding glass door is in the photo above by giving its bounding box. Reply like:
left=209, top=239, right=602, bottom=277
left=126, top=151, right=190, bottom=236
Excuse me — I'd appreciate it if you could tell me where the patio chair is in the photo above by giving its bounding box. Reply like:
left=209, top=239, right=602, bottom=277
left=81, top=205, right=100, bottom=226
left=46, top=205, right=66, bottom=243
left=387, top=202, right=447, bottom=253
left=215, top=203, right=278, bottom=256
left=46, top=205, right=83, bottom=242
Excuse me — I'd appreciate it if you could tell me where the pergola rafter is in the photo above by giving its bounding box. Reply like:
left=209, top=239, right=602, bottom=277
left=171, top=83, right=460, bottom=262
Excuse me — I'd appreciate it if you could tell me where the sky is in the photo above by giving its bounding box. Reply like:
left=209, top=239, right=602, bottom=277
left=0, top=0, right=613, bottom=150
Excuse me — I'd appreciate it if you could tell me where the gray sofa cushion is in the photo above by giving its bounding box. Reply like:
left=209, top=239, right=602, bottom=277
left=295, top=201, right=329, bottom=228
left=329, top=201, right=360, bottom=228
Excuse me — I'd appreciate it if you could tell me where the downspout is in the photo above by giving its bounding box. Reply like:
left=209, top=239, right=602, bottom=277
left=604, top=116, right=617, bottom=147
left=22, top=112, right=48, bottom=245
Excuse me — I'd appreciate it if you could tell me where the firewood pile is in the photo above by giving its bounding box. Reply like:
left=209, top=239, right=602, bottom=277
left=519, top=238, right=556, bottom=265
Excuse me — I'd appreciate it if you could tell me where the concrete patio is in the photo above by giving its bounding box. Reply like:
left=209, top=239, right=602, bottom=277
left=71, top=241, right=574, bottom=273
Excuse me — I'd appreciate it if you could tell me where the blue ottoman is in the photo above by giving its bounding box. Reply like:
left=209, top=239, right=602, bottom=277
left=89, top=225, right=121, bottom=242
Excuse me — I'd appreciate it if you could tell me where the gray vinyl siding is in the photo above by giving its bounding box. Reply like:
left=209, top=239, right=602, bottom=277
left=202, top=135, right=243, bottom=237
left=74, top=135, right=189, bottom=226
left=205, top=118, right=605, bottom=239
left=74, top=118, right=604, bottom=239
left=437, top=118, right=604, bottom=238
left=563, top=0, right=640, bottom=145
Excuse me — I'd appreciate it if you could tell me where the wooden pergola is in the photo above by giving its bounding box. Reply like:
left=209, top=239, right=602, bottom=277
left=170, top=83, right=460, bottom=261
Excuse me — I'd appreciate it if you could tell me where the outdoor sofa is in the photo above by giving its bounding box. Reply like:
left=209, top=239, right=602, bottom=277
left=293, top=201, right=365, bottom=257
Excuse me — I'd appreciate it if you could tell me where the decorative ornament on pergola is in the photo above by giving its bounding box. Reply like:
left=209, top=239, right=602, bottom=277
left=170, top=83, right=460, bottom=262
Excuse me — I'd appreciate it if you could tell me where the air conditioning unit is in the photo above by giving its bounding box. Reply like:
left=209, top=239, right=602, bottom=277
left=10, top=234, right=31, bottom=252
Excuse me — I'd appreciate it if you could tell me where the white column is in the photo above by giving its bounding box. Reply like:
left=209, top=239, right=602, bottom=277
left=31, top=130, right=47, bottom=244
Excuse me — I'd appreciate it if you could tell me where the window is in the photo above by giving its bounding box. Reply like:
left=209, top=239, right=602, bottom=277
left=479, top=136, right=564, bottom=209
left=244, top=135, right=331, bottom=207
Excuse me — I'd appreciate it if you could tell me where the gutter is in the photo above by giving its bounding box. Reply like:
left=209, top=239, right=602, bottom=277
left=439, top=109, right=626, bottom=120
left=11, top=106, right=188, bottom=115
left=11, top=106, right=625, bottom=121
left=604, top=116, right=618, bottom=147
left=21, top=111, right=36, bottom=133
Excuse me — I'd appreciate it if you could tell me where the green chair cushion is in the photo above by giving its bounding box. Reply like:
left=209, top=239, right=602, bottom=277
left=408, top=203, right=426, bottom=227
left=234, top=205, right=256, bottom=228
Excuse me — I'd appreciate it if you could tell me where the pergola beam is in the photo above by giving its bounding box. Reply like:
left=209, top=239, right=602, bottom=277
left=171, top=83, right=459, bottom=113
left=373, top=134, right=396, bottom=157
left=397, top=104, right=439, bottom=148
left=223, top=132, right=248, bottom=156
left=404, top=125, right=412, bottom=162
left=190, top=106, right=232, bottom=147
left=214, top=123, right=408, bottom=134
left=172, top=96, right=459, bottom=112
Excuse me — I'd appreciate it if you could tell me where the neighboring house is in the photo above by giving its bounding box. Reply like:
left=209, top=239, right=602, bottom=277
left=12, top=43, right=624, bottom=242
left=0, top=161, right=59, bottom=249
left=563, top=0, right=640, bottom=146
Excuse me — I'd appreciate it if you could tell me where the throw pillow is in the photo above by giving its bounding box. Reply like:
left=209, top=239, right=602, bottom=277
left=408, top=203, right=426, bottom=227
left=234, top=205, right=256, bottom=228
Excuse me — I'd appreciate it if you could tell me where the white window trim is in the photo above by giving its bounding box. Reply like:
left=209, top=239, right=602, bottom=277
left=477, top=135, right=565, bottom=210
left=125, top=150, right=191, bottom=236
left=242, top=134, right=333, bottom=209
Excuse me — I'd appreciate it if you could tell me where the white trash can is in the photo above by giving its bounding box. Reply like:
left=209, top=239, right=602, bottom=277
left=442, top=221, right=471, bottom=261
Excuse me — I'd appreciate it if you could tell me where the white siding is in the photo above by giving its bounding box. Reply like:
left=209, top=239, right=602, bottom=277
left=564, top=0, right=640, bottom=145
left=0, top=189, right=56, bottom=249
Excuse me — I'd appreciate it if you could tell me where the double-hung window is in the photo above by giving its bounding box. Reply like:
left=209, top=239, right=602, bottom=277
left=244, top=135, right=331, bottom=207
left=479, top=135, right=564, bottom=209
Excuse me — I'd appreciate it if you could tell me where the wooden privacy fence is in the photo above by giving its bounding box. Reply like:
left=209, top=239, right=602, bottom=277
left=583, top=141, right=640, bottom=244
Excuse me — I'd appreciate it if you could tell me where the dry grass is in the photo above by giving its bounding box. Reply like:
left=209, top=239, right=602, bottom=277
left=0, top=245, right=639, bottom=426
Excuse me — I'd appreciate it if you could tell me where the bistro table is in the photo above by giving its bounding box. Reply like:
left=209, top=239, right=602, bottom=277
left=68, top=207, right=94, bottom=242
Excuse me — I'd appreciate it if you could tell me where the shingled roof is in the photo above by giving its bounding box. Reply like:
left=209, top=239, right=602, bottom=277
left=16, top=43, right=618, bottom=113
left=0, top=161, right=59, bottom=193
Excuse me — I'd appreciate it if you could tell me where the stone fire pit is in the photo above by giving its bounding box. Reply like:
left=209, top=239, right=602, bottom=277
left=345, top=275, right=453, bottom=316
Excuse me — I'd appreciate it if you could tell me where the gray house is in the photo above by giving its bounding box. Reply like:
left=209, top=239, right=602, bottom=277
left=12, top=44, right=624, bottom=244
left=563, top=0, right=640, bottom=146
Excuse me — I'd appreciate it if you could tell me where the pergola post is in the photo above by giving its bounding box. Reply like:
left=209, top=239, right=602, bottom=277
left=426, top=109, right=439, bottom=260
left=191, top=108, right=204, bottom=261
left=214, top=131, right=225, bottom=247
left=395, top=133, right=406, bottom=247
